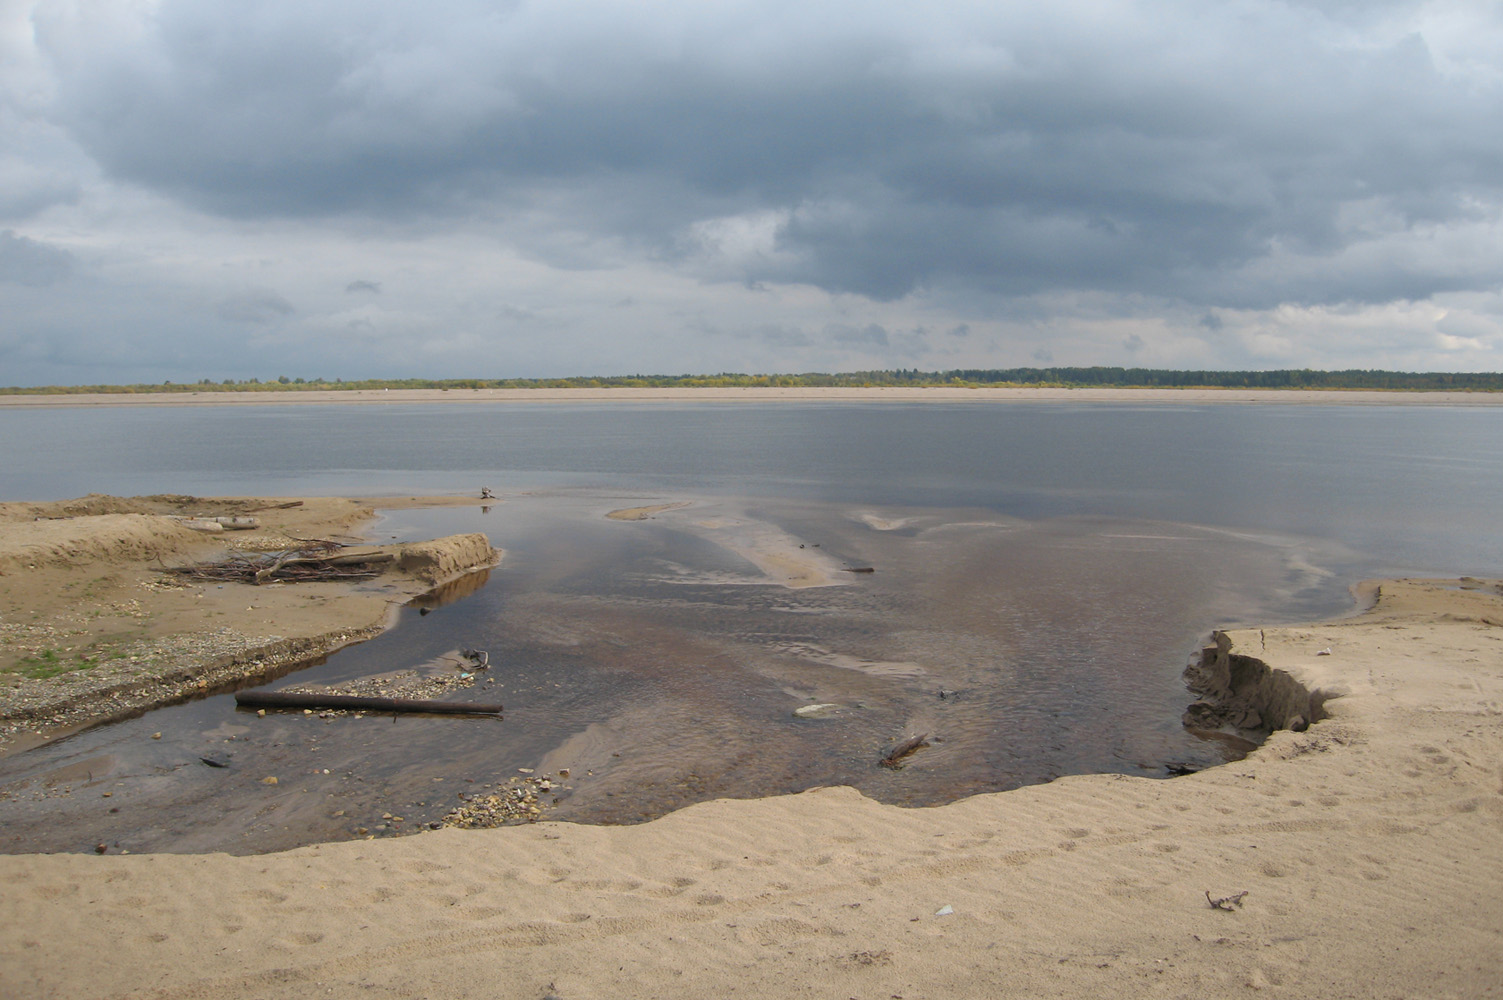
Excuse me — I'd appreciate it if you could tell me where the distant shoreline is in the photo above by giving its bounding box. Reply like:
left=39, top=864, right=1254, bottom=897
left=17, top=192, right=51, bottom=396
left=3, top=386, right=1502, bottom=407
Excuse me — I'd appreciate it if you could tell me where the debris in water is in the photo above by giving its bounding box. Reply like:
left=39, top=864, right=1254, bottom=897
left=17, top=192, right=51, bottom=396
left=880, top=733, right=930, bottom=769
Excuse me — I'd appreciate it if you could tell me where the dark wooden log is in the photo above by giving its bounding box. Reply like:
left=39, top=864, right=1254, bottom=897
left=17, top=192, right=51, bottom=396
left=235, top=690, right=503, bottom=715
left=879, top=733, right=930, bottom=768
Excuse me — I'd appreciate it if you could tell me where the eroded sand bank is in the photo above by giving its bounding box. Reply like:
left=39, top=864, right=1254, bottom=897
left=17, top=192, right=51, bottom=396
left=0, top=495, right=497, bottom=745
left=1, top=577, right=1499, bottom=998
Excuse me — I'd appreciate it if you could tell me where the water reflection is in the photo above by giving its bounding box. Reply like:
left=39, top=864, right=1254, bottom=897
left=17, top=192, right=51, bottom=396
left=0, top=493, right=1359, bottom=855
left=408, top=566, right=493, bottom=611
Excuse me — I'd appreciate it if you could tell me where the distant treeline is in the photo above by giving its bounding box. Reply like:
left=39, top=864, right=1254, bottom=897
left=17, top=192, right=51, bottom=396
left=4, top=368, right=1502, bottom=394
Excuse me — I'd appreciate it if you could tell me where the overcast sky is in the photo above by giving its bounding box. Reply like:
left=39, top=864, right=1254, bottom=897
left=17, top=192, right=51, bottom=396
left=2, top=0, right=1501, bottom=385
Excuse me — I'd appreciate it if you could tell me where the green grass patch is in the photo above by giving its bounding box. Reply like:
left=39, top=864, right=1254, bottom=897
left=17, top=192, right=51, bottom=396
left=7, top=647, right=109, bottom=680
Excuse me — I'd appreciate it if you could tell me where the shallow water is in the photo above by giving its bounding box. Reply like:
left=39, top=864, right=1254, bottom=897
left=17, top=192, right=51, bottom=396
left=0, top=492, right=1353, bottom=854
left=0, top=401, right=1499, bottom=853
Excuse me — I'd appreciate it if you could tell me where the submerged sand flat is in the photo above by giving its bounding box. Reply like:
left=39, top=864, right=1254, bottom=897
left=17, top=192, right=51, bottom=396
left=2, top=386, right=1502, bottom=407
left=1, top=578, right=1499, bottom=999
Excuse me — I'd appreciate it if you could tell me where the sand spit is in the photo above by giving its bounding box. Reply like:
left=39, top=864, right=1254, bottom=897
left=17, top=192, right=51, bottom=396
left=2, top=386, right=1502, bottom=408
left=605, top=501, right=693, bottom=521
left=0, top=496, right=498, bottom=746
left=605, top=499, right=851, bottom=588
left=1, top=578, right=1499, bottom=998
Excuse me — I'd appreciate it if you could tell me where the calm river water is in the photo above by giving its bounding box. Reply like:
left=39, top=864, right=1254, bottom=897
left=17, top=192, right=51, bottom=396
left=0, top=400, right=1499, bottom=853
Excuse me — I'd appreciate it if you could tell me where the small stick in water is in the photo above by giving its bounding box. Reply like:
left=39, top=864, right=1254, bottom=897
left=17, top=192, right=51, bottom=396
left=880, top=733, right=930, bottom=769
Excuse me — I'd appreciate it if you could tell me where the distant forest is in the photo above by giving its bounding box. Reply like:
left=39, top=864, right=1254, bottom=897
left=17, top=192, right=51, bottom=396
left=5, top=367, right=1502, bottom=394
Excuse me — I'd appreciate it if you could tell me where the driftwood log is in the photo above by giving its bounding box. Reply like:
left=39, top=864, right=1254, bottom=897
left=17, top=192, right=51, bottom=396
left=880, top=733, right=931, bottom=768
left=252, top=550, right=394, bottom=584
left=165, top=545, right=394, bottom=585
left=235, top=690, right=503, bottom=715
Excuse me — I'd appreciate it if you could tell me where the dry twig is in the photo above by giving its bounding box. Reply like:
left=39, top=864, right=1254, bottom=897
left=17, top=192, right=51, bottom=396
left=163, top=544, right=393, bottom=585
left=1206, top=890, right=1249, bottom=911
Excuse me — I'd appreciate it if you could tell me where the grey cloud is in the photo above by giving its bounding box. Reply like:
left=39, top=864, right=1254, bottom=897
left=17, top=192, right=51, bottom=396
left=827, top=323, right=890, bottom=347
left=0, top=163, right=81, bottom=221
left=217, top=289, right=295, bottom=324
left=0, top=230, right=73, bottom=286
left=496, top=304, right=536, bottom=323
left=22, top=1, right=1503, bottom=349
left=345, top=280, right=382, bottom=294
left=740, top=324, right=814, bottom=348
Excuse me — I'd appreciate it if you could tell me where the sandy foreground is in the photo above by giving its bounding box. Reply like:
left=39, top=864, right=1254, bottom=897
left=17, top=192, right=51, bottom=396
left=0, top=498, right=1499, bottom=997
left=1, top=385, right=1502, bottom=407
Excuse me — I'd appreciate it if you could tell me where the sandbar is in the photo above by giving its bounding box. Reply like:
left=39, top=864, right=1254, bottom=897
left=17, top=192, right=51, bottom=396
left=1, top=386, right=1501, bottom=407
left=0, top=494, right=497, bottom=748
left=0, top=528, right=1499, bottom=997
left=605, top=501, right=694, bottom=520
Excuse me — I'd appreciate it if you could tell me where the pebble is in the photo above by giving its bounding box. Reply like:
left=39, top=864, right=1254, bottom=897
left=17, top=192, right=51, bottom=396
left=0, top=622, right=380, bottom=745
left=278, top=664, right=485, bottom=716
left=440, top=773, right=566, bottom=829
left=793, top=703, right=842, bottom=719
left=261, top=776, right=278, bottom=785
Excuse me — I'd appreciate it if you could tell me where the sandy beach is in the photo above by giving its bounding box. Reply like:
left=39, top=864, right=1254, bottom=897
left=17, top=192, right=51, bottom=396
left=1, top=386, right=1501, bottom=407
left=0, top=494, right=1500, bottom=996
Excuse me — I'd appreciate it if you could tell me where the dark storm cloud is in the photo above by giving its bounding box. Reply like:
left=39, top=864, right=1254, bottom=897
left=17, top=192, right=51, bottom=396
left=33, top=1, right=1503, bottom=311
left=0, top=230, right=73, bottom=286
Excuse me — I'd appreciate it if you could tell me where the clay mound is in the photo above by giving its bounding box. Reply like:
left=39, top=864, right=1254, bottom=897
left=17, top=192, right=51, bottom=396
left=396, top=533, right=498, bottom=584
left=0, top=513, right=213, bottom=575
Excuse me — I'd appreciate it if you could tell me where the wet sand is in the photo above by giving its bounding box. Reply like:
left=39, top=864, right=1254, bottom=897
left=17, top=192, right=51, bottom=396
left=0, top=577, right=1499, bottom=998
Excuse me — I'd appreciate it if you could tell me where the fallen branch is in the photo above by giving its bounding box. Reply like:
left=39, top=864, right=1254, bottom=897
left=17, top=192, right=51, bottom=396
left=165, top=545, right=394, bottom=585
left=253, top=550, right=394, bottom=584
left=235, top=690, right=503, bottom=715
left=1206, top=890, right=1249, bottom=911
left=880, top=733, right=930, bottom=769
